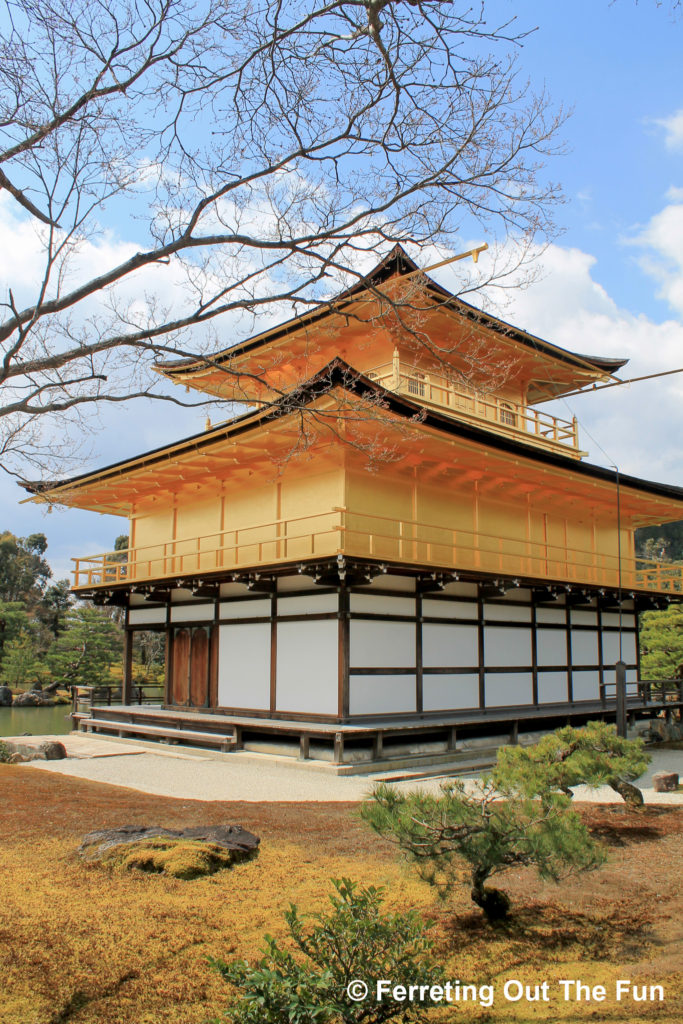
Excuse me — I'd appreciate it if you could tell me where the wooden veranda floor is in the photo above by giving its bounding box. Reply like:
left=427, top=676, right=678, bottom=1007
left=73, top=693, right=683, bottom=768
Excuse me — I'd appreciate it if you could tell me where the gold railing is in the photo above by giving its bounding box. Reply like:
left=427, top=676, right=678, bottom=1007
left=366, top=360, right=583, bottom=458
left=72, top=510, right=344, bottom=588
left=72, top=507, right=683, bottom=595
left=335, top=508, right=683, bottom=594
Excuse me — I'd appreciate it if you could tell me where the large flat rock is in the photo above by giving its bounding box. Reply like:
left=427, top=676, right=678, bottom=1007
left=77, top=824, right=260, bottom=878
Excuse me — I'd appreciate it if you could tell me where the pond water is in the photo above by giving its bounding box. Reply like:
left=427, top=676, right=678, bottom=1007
left=0, top=704, right=74, bottom=738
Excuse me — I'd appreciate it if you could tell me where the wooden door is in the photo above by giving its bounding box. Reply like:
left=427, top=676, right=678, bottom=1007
left=171, top=627, right=191, bottom=706
left=190, top=627, right=210, bottom=707
left=169, top=625, right=215, bottom=708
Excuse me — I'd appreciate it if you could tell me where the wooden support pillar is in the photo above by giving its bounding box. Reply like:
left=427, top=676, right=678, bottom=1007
left=615, top=660, right=627, bottom=738
left=372, top=732, right=383, bottom=760
left=299, top=734, right=310, bottom=761
left=447, top=726, right=457, bottom=751
left=122, top=630, right=134, bottom=706
left=509, top=720, right=519, bottom=745
left=333, top=731, right=345, bottom=764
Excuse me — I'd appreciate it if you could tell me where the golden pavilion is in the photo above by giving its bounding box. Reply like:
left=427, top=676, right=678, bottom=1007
left=25, top=247, right=683, bottom=766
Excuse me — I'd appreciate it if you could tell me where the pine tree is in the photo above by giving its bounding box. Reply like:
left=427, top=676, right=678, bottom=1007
left=0, top=631, right=41, bottom=687
left=47, top=606, right=123, bottom=688
left=639, top=605, right=683, bottom=680
left=362, top=771, right=604, bottom=922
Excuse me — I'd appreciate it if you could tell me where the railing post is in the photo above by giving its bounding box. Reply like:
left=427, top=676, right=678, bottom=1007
left=392, top=347, right=400, bottom=390
left=615, top=660, right=627, bottom=738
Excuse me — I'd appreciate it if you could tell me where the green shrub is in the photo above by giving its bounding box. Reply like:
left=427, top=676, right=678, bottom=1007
left=0, top=741, right=11, bottom=763
left=211, top=878, right=444, bottom=1023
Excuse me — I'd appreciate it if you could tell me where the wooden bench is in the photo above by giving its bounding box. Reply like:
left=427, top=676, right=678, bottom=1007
left=83, top=717, right=236, bottom=752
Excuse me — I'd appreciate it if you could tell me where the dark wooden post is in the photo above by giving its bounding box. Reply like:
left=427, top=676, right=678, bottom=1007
left=615, top=660, right=627, bottom=738
left=122, top=630, right=134, bottom=707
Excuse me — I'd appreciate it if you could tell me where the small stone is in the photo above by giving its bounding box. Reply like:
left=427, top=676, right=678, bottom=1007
left=652, top=770, right=679, bottom=793
left=0, top=686, right=12, bottom=707
left=39, top=740, right=67, bottom=760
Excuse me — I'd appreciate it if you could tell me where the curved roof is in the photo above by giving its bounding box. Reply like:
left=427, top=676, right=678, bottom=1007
left=157, top=245, right=629, bottom=385
left=23, top=359, right=682, bottom=518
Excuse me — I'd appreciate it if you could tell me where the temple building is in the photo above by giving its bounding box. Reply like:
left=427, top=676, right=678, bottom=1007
left=25, top=247, right=683, bottom=767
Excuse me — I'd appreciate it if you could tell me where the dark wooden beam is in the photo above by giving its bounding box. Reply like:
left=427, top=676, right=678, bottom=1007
left=563, top=588, right=593, bottom=608
left=122, top=630, right=134, bottom=705
left=480, top=578, right=516, bottom=600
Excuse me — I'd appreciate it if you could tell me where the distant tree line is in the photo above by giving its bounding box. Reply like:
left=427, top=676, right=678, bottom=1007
left=0, top=530, right=161, bottom=692
left=635, top=521, right=683, bottom=563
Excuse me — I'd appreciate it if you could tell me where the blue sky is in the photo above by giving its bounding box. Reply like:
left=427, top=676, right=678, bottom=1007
left=509, top=0, right=683, bottom=317
left=1, top=0, right=682, bottom=581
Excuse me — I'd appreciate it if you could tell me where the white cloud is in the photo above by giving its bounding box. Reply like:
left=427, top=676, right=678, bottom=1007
left=630, top=199, right=683, bottom=316
left=499, top=242, right=683, bottom=487
left=655, top=109, right=683, bottom=151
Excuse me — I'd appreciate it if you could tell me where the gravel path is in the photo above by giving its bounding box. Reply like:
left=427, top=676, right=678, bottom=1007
left=10, top=733, right=683, bottom=803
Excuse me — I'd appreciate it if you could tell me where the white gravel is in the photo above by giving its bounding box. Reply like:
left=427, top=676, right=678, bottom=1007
left=11, top=734, right=683, bottom=804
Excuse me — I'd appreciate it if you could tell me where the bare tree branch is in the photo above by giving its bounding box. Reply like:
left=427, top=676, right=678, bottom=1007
left=0, top=0, right=569, bottom=478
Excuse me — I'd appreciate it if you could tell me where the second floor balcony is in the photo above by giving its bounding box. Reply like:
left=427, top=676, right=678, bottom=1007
left=72, top=507, right=682, bottom=596
left=366, top=359, right=584, bottom=459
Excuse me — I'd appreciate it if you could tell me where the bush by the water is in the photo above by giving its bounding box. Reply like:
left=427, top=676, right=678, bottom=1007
left=211, top=878, right=444, bottom=1024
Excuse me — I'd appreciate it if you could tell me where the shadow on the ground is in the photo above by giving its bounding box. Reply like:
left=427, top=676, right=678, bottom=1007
left=440, top=901, right=651, bottom=962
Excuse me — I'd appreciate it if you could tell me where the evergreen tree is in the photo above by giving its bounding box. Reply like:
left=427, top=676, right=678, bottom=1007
left=36, top=580, right=72, bottom=638
left=0, top=531, right=51, bottom=605
left=0, top=631, right=42, bottom=687
left=494, top=722, right=650, bottom=806
left=47, top=606, right=123, bottom=688
left=0, top=600, right=32, bottom=654
left=640, top=605, right=683, bottom=680
left=362, top=775, right=604, bottom=922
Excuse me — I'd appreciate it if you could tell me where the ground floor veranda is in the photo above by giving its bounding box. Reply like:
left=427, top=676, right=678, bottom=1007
left=74, top=557, right=683, bottom=766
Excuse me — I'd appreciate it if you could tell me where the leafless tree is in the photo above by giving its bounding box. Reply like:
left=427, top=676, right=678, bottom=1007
left=0, top=0, right=566, bottom=477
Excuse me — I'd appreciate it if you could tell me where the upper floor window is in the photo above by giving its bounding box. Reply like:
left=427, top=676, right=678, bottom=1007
left=407, top=372, right=426, bottom=397
left=499, top=402, right=517, bottom=427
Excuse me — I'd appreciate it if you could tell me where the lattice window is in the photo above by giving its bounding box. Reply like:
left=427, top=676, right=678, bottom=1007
left=499, top=402, right=517, bottom=426
left=407, top=373, right=426, bottom=397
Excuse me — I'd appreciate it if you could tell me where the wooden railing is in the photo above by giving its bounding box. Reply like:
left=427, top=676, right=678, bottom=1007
left=70, top=683, right=163, bottom=715
left=366, top=360, right=583, bottom=458
left=72, top=510, right=344, bottom=587
left=71, top=507, right=683, bottom=595
left=335, top=509, right=683, bottom=593
left=632, top=679, right=683, bottom=705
